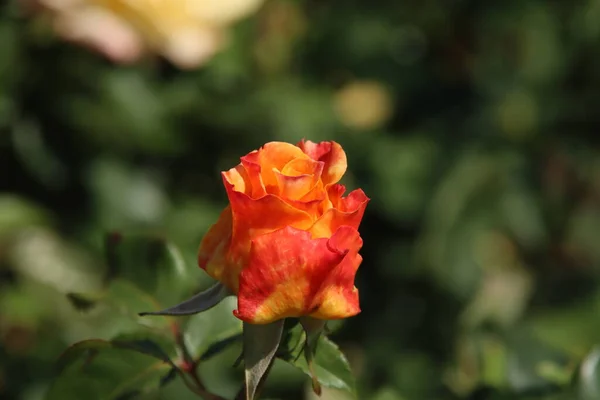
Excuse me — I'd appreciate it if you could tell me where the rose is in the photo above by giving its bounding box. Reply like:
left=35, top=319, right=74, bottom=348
left=198, top=140, right=369, bottom=324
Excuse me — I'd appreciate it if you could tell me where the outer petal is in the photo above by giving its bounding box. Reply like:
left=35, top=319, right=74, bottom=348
left=234, top=226, right=351, bottom=324
left=223, top=164, right=252, bottom=196
left=298, top=140, right=347, bottom=186
left=310, top=186, right=370, bottom=239
left=223, top=176, right=314, bottom=291
left=310, top=227, right=362, bottom=319
left=240, top=151, right=267, bottom=198
left=309, top=253, right=362, bottom=319
left=198, top=206, right=233, bottom=283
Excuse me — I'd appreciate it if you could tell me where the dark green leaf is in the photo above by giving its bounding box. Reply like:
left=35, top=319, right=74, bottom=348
left=159, top=367, right=178, bottom=387
left=139, top=282, right=231, bottom=317
left=49, top=337, right=177, bottom=400
left=56, top=339, right=112, bottom=373
left=243, top=320, right=285, bottom=400
left=66, top=292, right=99, bottom=312
left=56, top=335, right=176, bottom=373
left=111, top=339, right=172, bottom=363
left=199, top=333, right=242, bottom=361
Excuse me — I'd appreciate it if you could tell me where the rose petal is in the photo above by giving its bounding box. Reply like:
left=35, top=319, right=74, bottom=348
left=310, top=187, right=370, bottom=239
left=225, top=177, right=314, bottom=238
left=309, top=253, right=362, bottom=319
left=283, top=198, right=323, bottom=221
left=310, top=226, right=362, bottom=319
left=327, top=183, right=346, bottom=209
left=198, top=206, right=233, bottom=283
left=281, top=158, right=324, bottom=178
left=223, top=164, right=252, bottom=196
left=274, top=172, right=315, bottom=200
left=223, top=175, right=314, bottom=290
left=234, top=226, right=361, bottom=324
left=255, top=142, right=310, bottom=191
left=327, top=224, right=364, bottom=251
left=298, top=139, right=331, bottom=161
left=240, top=151, right=267, bottom=198
left=300, top=180, right=326, bottom=203
left=278, top=158, right=326, bottom=204
left=328, top=184, right=370, bottom=212
left=259, top=141, right=308, bottom=168
left=298, top=140, right=347, bottom=186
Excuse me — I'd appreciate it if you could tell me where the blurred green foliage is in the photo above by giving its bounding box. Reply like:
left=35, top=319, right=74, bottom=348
left=3, top=0, right=600, bottom=399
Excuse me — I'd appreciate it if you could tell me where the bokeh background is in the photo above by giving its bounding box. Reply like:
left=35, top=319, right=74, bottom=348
left=3, top=0, right=600, bottom=399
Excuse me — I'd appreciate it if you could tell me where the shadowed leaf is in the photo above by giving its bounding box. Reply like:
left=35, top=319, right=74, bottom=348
left=243, top=320, right=285, bottom=400
left=200, top=333, right=243, bottom=361
left=66, top=292, right=99, bottom=312
left=49, top=335, right=178, bottom=400
left=138, top=282, right=231, bottom=317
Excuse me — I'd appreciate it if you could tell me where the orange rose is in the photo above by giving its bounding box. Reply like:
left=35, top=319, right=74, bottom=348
left=198, top=140, right=369, bottom=324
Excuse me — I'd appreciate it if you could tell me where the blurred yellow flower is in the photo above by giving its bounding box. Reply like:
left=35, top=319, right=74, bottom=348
left=34, top=0, right=265, bottom=68
left=333, top=80, right=394, bottom=131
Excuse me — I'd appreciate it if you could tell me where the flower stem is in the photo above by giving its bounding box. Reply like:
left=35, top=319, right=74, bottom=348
left=186, top=370, right=227, bottom=400
left=172, top=321, right=228, bottom=400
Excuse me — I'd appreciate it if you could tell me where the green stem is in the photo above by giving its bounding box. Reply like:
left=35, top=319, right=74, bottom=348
left=187, top=369, right=227, bottom=400
left=172, top=321, right=228, bottom=400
